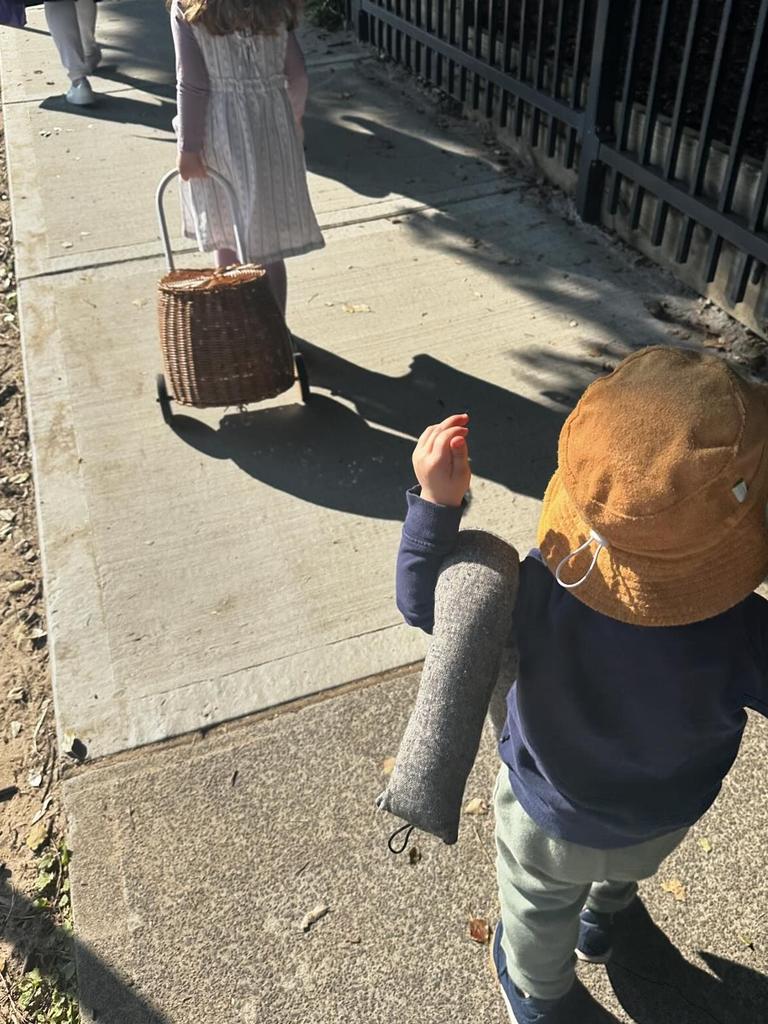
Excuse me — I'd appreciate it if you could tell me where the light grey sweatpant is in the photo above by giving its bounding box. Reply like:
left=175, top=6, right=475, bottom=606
left=44, top=0, right=98, bottom=82
left=494, top=766, right=688, bottom=1001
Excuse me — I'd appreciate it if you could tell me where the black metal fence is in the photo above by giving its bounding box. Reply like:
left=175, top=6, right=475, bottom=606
left=350, top=0, right=768, bottom=321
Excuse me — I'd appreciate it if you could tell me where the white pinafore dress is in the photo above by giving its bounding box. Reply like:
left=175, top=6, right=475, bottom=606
left=181, top=26, right=324, bottom=265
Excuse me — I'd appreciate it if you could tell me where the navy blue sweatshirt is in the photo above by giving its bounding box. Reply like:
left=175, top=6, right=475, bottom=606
left=396, top=488, right=768, bottom=848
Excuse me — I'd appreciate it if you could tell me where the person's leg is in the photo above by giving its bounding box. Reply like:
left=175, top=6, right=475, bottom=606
left=44, top=2, right=88, bottom=81
left=586, top=879, right=638, bottom=915
left=265, top=260, right=287, bottom=318
left=495, top=769, right=589, bottom=1001
left=75, top=0, right=99, bottom=68
left=215, top=248, right=238, bottom=269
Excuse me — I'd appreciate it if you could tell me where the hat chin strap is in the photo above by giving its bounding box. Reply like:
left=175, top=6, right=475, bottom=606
left=555, top=529, right=607, bottom=590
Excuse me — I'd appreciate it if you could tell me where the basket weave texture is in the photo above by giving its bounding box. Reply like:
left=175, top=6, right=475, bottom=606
left=157, top=264, right=295, bottom=407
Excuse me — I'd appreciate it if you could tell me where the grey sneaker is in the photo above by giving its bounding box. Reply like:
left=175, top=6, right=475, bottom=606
left=66, top=78, right=95, bottom=107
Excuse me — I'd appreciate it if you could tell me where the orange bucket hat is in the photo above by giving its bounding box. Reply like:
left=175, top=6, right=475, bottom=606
left=538, top=346, right=768, bottom=626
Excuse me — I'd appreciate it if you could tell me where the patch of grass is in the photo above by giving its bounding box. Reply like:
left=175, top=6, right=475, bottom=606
left=3, top=842, right=79, bottom=1024
left=305, top=0, right=346, bottom=31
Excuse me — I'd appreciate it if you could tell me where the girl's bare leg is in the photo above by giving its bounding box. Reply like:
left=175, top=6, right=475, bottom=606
left=215, top=248, right=238, bottom=268
left=265, top=260, right=287, bottom=319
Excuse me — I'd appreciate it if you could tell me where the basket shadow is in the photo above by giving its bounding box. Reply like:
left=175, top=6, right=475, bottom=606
left=169, top=393, right=413, bottom=521
left=167, top=341, right=568, bottom=520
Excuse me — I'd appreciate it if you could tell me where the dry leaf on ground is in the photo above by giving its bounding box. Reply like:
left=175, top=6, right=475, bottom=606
left=468, top=917, right=492, bottom=944
left=342, top=302, right=372, bottom=314
left=299, top=903, right=329, bottom=933
left=661, top=878, right=686, bottom=902
left=381, top=756, right=396, bottom=776
left=464, top=797, right=489, bottom=816
left=698, top=837, right=712, bottom=854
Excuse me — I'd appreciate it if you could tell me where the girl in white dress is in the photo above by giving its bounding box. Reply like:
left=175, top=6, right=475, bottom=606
left=171, top=0, right=324, bottom=316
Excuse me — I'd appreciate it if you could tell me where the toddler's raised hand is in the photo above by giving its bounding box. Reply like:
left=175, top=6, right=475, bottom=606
left=413, top=414, right=471, bottom=508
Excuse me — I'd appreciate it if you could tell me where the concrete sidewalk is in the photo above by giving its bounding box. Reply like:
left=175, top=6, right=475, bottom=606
left=2, top=2, right=768, bottom=1021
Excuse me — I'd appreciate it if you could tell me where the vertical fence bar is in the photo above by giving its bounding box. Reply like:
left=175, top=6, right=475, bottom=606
left=607, top=0, right=643, bottom=215
left=499, top=0, right=515, bottom=128
left=458, top=0, right=469, bottom=101
left=514, top=0, right=532, bottom=136
left=575, top=0, right=624, bottom=222
left=733, top=144, right=768, bottom=301
left=404, top=0, right=413, bottom=68
left=447, top=0, right=457, bottom=97
left=565, top=0, right=589, bottom=169
left=675, top=0, right=734, bottom=263
left=649, top=0, right=701, bottom=246
left=471, top=0, right=484, bottom=109
left=436, top=0, right=445, bottom=87
left=628, top=0, right=671, bottom=229
left=703, top=0, right=768, bottom=283
left=529, top=0, right=547, bottom=146
left=546, top=0, right=567, bottom=157
left=426, top=0, right=435, bottom=81
left=485, top=0, right=499, bottom=119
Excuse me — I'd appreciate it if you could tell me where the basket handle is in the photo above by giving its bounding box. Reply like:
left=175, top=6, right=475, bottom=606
left=156, top=168, right=247, bottom=272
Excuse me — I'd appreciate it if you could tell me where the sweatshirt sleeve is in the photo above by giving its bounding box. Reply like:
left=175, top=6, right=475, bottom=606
left=171, top=0, right=210, bottom=154
left=395, top=487, right=463, bottom=634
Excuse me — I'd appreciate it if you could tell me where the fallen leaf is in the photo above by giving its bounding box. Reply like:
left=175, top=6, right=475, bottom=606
left=408, top=846, right=422, bottom=865
left=569, top=319, right=579, bottom=327
left=661, top=878, right=686, bottom=902
left=738, top=933, right=756, bottom=950
left=464, top=797, right=489, bottom=816
left=698, top=837, right=712, bottom=854
left=8, top=579, right=31, bottom=594
left=26, top=820, right=49, bottom=852
left=342, top=302, right=372, bottom=314
left=30, top=795, right=53, bottom=826
left=468, top=917, right=492, bottom=944
left=381, top=757, right=396, bottom=777
left=28, top=772, right=43, bottom=789
left=299, top=903, right=329, bottom=932
left=61, top=242, right=74, bottom=250
left=10, top=721, right=22, bottom=738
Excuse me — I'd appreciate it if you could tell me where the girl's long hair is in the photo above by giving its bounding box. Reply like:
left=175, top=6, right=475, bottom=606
left=180, top=0, right=302, bottom=35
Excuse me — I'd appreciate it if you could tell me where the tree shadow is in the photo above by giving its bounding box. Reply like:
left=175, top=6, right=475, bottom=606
left=606, top=899, right=768, bottom=1023
left=1, top=873, right=168, bottom=1024
left=166, top=343, right=568, bottom=518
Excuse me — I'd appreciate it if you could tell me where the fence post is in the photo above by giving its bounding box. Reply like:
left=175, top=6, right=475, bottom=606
left=348, top=0, right=370, bottom=42
left=575, top=0, right=624, bottom=223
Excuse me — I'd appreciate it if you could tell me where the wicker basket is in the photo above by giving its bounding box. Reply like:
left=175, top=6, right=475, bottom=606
left=157, top=264, right=295, bottom=407
left=155, top=169, right=299, bottom=409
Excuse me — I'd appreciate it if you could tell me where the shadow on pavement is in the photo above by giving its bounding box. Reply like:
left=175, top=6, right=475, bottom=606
left=607, top=899, right=768, bottom=1023
left=0, top=874, right=168, bottom=1024
left=166, top=342, right=567, bottom=518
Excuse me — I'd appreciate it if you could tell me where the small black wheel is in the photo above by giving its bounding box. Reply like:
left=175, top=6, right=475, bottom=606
left=294, top=352, right=311, bottom=404
left=156, top=373, right=173, bottom=425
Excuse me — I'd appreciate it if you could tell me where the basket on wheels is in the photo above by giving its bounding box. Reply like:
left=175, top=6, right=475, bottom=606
left=154, top=169, right=310, bottom=423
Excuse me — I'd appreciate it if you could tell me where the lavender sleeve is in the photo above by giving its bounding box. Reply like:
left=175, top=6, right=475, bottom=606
left=395, top=487, right=464, bottom=634
left=171, top=1, right=209, bottom=154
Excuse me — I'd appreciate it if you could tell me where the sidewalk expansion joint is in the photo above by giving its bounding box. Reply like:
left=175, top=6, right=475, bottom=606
left=59, top=660, right=424, bottom=778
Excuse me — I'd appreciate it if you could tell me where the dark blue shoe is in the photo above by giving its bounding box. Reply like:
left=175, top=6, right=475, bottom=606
left=575, top=908, right=614, bottom=963
left=491, top=923, right=568, bottom=1023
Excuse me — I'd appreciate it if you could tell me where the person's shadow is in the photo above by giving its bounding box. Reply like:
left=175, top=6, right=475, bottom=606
left=606, top=899, right=768, bottom=1022
left=167, top=341, right=570, bottom=520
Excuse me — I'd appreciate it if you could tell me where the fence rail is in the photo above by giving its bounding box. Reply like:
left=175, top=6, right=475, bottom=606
left=350, top=0, right=768, bottom=329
